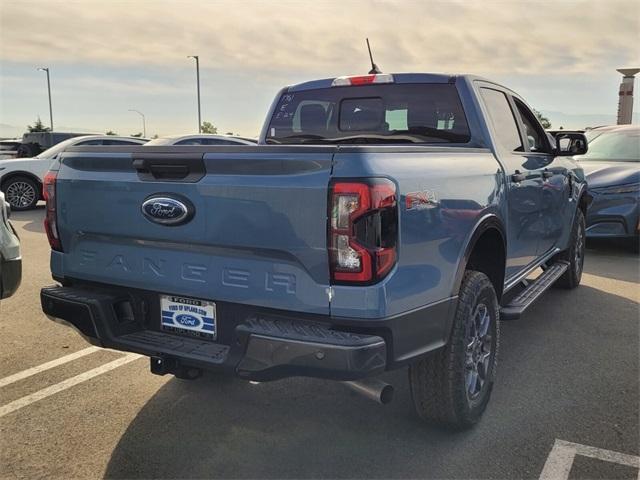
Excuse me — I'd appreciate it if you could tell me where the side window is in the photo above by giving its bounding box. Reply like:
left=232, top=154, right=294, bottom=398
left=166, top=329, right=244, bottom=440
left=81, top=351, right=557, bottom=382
left=479, top=88, right=523, bottom=152
left=103, top=139, right=142, bottom=145
left=513, top=100, right=550, bottom=153
left=176, top=138, right=204, bottom=145
left=76, top=139, right=103, bottom=146
left=203, top=138, right=241, bottom=145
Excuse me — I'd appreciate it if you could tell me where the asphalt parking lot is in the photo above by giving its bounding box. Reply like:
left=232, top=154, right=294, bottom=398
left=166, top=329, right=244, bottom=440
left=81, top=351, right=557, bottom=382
left=1, top=207, right=638, bottom=479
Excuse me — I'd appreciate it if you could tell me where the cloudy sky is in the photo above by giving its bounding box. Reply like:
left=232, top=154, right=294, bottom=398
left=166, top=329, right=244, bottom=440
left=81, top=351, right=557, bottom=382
left=1, top=0, right=638, bottom=138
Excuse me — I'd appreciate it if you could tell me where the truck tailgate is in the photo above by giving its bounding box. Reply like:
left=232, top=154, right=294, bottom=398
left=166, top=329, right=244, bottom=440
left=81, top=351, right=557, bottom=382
left=55, top=148, right=334, bottom=314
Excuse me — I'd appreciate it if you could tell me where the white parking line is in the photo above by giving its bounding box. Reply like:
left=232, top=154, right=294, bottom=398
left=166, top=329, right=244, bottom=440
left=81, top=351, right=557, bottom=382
left=540, top=439, right=640, bottom=480
left=0, top=346, right=100, bottom=388
left=0, top=353, right=140, bottom=418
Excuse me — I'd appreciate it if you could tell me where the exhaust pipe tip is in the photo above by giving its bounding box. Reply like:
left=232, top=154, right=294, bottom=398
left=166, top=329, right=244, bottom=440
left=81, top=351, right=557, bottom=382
left=379, top=383, right=394, bottom=404
left=343, top=378, right=394, bottom=404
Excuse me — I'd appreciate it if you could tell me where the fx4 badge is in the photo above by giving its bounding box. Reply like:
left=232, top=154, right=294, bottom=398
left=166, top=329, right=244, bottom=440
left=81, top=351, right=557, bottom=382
left=405, top=190, right=439, bottom=210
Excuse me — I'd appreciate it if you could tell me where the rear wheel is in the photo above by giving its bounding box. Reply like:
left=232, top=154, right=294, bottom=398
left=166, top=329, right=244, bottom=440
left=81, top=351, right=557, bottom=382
left=555, top=209, right=585, bottom=289
left=16, top=143, right=40, bottom=158
left=2, top=176, right=40, bottom=210
left=409, top=271, right=499, bottom=429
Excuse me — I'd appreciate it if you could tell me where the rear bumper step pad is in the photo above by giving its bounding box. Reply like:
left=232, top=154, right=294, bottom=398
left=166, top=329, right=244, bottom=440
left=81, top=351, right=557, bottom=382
left=40, top=286, right=386, bottom=381
left=500, top=261, right=569, bottom=321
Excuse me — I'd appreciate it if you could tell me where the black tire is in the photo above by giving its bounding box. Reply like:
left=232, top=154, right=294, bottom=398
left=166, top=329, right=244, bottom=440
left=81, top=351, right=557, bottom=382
left=409, top=271, right=499, bottom=430
left=624, top=237, right=639, bottom=254
left=554, top=209, right=585, bottom=289
left=1, top=176, right=40, bottom=210
left=16, top=143, right=40, bottom=158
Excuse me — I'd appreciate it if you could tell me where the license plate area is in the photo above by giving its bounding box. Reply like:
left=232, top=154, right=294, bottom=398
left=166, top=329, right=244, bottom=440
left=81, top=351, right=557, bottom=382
left=160, top=295, right=217, bottom=341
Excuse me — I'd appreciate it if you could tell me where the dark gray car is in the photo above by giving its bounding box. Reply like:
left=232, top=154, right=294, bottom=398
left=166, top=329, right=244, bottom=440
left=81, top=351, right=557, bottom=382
left=0, top=191, right=21, bottom=298
left=576, top=125, right=639, bottom=240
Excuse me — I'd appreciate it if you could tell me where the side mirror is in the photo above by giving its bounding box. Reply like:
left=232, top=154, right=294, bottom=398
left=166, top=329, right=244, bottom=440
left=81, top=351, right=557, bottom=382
left=555, top=132, right=588, bottom=156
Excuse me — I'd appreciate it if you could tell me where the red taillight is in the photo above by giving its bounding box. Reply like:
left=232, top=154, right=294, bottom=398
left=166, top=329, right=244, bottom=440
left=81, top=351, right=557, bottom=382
left=328, top=179, right=397, bottom=284
left=43, top=171, right=62, bottom=251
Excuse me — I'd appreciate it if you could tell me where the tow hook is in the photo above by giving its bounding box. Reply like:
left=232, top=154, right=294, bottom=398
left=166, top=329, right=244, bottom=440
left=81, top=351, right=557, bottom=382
left=150, top=356, right=202, bottom=380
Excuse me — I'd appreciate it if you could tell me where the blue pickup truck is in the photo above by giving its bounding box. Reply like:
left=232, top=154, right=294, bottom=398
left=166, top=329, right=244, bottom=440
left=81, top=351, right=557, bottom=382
left=40, top=73, right=589, bottom=429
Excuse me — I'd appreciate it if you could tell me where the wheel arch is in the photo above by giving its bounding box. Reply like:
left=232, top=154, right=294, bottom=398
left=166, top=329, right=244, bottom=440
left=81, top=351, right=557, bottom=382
left=452, top=215, right=507, bottom=301
left=578, top=186, right=591, bottom=217
left=0, top=171, right=44, bottom=199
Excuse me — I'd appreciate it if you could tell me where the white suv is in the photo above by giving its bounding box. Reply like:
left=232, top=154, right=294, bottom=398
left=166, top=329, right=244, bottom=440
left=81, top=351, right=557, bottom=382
left=0, top=135, right=147, bottom=210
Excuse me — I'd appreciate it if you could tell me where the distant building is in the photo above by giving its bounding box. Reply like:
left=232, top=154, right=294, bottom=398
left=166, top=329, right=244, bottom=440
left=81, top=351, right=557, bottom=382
left=616, top=68, right=640, bottom=125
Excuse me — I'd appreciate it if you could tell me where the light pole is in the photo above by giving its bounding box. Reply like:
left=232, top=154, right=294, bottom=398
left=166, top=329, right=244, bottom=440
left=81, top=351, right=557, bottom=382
left=187, top=55, right=202, bottom=133
left=37, top=67, right=53, bottom=131
left=128, top=109, right=146, bottom=137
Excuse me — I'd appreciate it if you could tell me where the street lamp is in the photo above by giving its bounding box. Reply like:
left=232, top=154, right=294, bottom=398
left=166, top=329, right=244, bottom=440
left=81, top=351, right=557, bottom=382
left=187, top=55, right=202, bottom=133
left=37, top=67, right=53, bottom=132
left=128, top=109, right=146, bottom=138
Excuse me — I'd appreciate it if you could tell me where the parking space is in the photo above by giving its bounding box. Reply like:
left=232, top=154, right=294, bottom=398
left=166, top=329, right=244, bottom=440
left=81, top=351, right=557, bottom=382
left=0, top=208, right=638, bottom=479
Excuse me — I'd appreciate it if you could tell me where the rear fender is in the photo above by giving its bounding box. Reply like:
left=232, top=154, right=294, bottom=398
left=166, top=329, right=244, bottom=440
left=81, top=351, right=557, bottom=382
left=451, top=214, right=507, bottom=299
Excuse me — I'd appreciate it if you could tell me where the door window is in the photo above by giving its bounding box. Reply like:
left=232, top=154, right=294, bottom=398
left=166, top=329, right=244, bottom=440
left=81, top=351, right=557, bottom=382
left=103, top=139, right=143, bottom=145
left=479, top=88, right=523, bottom=152
left=176, top=138, right=205, bottom=145
left=513, top=99, right=550, bottom=153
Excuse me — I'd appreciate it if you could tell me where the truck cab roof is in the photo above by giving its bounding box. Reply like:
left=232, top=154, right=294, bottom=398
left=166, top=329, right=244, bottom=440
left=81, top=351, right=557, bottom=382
left=286, top=73, right=496, bottom=92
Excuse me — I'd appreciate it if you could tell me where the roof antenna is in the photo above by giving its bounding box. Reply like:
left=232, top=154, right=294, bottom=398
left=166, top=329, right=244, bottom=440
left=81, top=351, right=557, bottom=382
left=366, top=38, right=382, bottom=74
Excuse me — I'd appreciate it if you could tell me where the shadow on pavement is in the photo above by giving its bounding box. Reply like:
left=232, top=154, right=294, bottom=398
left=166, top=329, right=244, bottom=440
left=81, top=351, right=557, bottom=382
left=584, top=239, right=639, bottom=283
left=10, top=205, right=45, bottom=233
left=104, top=285, right=639, bottom=479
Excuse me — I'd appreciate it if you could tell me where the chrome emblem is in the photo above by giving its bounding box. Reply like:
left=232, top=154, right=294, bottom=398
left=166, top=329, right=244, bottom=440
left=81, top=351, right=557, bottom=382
left=141, top=195, right=193, bottom=226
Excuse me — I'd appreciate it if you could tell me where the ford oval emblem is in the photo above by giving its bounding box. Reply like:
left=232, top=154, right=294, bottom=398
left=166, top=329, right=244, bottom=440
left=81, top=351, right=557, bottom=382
left=141, top=195, right=194, bottom=226
left=175, top=314, right=202, bottom=328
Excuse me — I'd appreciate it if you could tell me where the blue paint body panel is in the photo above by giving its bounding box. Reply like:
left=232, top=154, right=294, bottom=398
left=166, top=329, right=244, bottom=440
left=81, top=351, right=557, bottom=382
left=51, top=73, right=586, bottom=328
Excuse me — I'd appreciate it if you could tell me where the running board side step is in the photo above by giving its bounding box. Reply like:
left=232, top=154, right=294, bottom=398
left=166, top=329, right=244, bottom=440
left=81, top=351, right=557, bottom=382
left=500, top=261, right=569, bottom=321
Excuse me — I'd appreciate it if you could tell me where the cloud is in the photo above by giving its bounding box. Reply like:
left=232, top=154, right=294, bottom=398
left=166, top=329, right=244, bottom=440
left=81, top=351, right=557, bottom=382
left=1, top=0, right=638, bottom=77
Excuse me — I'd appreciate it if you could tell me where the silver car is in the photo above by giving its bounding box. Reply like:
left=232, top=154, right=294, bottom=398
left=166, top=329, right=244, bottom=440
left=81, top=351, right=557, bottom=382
left=0, top=191, right=21, bottom=298
left=144, top=134, right=257, bottom=146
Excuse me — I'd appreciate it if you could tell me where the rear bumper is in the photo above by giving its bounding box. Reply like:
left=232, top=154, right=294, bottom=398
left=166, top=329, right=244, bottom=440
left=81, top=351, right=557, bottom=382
left=41, top=284, right=454, bottom=381
left=1, top=257, right=22, bottom=299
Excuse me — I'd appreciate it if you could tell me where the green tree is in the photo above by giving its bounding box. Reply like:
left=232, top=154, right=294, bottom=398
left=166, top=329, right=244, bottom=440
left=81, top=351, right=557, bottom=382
left=105, top=130, right=118, bottom=135
left=27, top=116, right=50, bottom=133
left=201, top=121, right=217, bottom=134
left=130, top=132, right=143, bottom=138
left=533, top=109, right=552, bottom=129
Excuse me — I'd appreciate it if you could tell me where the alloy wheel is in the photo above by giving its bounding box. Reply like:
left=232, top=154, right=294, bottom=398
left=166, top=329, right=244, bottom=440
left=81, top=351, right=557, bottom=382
left=465, top=303, right=493, bottom=400
left=574, top=222, right=585, bottom=277
left=5, top=181, right=36, bottom=209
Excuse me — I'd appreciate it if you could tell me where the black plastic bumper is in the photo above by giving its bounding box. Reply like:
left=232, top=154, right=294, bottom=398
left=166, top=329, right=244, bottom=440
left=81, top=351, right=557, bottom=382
left=40, top=285, right=389, bottom=381
left=1, top=257, right=22, bottom=299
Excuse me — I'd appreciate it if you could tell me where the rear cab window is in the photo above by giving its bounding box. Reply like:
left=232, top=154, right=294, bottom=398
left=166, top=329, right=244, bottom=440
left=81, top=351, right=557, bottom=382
left=266, top=84, right=470, bottom=144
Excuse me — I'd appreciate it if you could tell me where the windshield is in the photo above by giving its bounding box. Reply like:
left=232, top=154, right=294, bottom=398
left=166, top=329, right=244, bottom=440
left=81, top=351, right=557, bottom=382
left=266, top=83, right=470, bottom=145
left=579, top=128, right=640, bottom=162
left=35, top=137, right=89, bottom=159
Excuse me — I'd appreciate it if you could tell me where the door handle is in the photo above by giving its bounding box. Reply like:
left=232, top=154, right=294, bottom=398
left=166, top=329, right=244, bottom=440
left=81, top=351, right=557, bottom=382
left=511, top=171, right=526, bottom=183
left=542, top=169, right=554, bottom=179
